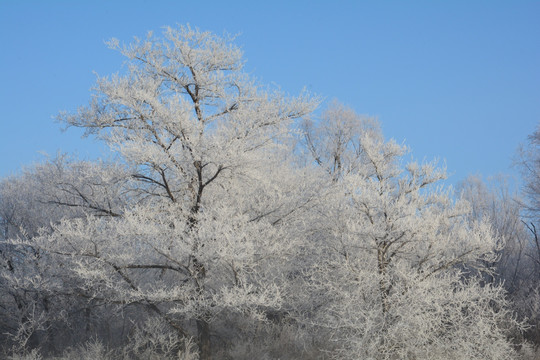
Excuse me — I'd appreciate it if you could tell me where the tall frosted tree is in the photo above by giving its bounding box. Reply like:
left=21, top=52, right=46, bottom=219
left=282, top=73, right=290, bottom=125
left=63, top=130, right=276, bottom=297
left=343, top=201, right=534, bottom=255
left=298, top=103, right=527, bottom=359
left=31, top=25, right=317, bottom=359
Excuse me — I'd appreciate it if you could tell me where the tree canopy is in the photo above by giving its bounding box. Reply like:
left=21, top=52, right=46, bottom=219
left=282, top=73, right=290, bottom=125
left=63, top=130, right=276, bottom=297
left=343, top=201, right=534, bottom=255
left=0, top=25, right=534, bottom=360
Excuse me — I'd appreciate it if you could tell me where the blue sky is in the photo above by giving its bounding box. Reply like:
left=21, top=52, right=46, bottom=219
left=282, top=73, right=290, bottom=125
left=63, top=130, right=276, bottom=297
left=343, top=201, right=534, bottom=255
left=1, top=1, right=539, bottom=187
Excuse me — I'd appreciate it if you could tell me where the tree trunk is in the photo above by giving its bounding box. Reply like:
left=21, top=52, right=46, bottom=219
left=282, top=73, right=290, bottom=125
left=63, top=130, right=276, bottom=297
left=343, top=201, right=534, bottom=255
left=377, top=246, right=390, bottom=315
left=197, top=318, right=211, bottom=360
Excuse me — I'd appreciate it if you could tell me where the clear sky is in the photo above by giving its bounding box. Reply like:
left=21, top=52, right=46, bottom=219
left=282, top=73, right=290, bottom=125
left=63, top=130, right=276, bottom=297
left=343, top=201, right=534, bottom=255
left=1, top=0, right=539, bottom=186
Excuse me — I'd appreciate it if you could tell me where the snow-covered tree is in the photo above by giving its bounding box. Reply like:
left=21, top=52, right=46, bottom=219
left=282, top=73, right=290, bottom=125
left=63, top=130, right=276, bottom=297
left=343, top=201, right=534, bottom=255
left=1, top=26, right=531, bottom=359
left=0, top=157, right=133, bottom=355
left=514, top=124, right=540, bottom=346
left=301, top=99, right=380, bottom=181
left=517, top=124, right=540, bottom=221
left=300, top=106, right=526, bottom=359
left=24, top=25, right=318, bottom=359
left=458, top=176, right=531, bottom=288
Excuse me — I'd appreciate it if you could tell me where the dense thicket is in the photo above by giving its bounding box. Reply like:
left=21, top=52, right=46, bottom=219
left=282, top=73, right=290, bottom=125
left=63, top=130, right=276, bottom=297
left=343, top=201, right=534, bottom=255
left=0, top=25, right=536, bottom=359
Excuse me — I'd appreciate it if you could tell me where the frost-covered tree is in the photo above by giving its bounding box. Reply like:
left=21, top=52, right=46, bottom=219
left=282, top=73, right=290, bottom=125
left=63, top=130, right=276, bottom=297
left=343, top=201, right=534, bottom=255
left=299, top=105, right=526, bottom=359
left=301, top=100, right=380, bottom=181
left=458, top=176, right=530, bottom=288
left=517, top=124, right=540, bottom=221
left=458, top=175, right=540, bottom=347
left=1, top=26, right=531, bottom=360
left=0, top=157, right=133, bottom=355
left=516, top=124, right=540, bottom=281
left=0, top=170, right=54, bottom=353
left=514, top=124, right=540, bottom=346
left=22, top=25, right=317, bottom=359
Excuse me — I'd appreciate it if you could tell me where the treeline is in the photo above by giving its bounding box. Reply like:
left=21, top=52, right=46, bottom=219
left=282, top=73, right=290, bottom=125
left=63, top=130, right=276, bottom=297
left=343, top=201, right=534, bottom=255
left=0, top=25, right=538, bottom=359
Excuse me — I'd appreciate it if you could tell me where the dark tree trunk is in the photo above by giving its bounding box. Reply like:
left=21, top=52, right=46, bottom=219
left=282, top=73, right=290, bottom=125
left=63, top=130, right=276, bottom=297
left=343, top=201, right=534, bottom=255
left=197, top=318, right=211, bottom=360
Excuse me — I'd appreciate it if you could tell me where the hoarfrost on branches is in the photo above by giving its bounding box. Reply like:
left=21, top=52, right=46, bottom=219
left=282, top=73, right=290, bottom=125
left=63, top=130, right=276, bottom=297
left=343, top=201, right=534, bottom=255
left=0, top=25, right=530, bottom=359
